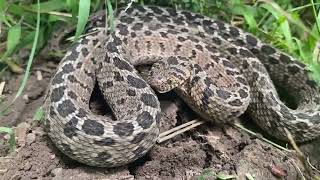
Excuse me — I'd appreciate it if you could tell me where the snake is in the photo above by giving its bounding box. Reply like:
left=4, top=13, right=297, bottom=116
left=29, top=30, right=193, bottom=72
left=43, top=5, right=320, bottom=167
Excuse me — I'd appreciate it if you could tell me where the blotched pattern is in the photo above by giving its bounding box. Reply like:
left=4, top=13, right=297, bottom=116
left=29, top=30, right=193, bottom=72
left=44, top=5, right=320, bottom=167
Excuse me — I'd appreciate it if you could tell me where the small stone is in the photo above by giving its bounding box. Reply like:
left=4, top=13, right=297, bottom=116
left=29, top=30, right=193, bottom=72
left=14, top=122, right=30, bottom=147
left=26, top=133, right=36, bottom=145
left=23, top=162, right=31, bottom=170
left=51, top=168, right=63, bottom=177
left=50, top=154, right=56, bottom=160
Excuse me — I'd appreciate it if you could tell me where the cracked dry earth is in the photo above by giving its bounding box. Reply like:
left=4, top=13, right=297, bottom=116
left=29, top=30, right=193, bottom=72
left=1, top=60, right=320, bottom=179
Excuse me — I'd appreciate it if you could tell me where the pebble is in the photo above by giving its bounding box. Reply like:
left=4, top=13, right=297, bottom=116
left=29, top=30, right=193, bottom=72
left=26, top=133, right=36, bottom=145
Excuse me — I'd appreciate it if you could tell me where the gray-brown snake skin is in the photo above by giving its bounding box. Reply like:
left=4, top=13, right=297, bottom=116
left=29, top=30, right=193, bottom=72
left=44, top=5, right=320, bottom=167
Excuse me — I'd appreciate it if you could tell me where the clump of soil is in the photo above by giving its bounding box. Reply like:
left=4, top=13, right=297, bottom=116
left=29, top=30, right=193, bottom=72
left=1, top=60, right=320, bottom=179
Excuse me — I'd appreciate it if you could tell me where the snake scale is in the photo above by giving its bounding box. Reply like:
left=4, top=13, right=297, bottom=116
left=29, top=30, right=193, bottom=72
left=44, top=5, right=320, bottom=167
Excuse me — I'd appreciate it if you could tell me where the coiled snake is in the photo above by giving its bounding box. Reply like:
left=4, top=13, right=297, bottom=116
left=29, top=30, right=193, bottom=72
left=44, top=5, right=320, bottom=167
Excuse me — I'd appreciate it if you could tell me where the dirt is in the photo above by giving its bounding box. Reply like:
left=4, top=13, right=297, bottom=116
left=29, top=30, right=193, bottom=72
left=1, top=59, right=320, bottom=180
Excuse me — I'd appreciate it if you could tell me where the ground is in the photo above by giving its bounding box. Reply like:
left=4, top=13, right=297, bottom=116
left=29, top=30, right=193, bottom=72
left=1, top=59, right=320, bottom=180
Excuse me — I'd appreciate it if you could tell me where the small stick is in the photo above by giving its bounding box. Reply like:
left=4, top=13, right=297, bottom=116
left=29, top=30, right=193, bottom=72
left=157, top=120, right=205, bottom=143
left=233, top=122, right=292, bottom=152
left=159, top=119, right=203, bottom=138
left=0, top=81, right=5, bottom=96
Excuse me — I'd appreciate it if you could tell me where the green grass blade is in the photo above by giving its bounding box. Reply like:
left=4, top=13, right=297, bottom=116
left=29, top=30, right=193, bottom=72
left=106, top=0, right=114, bottom=31
left=310, top=0, right=320, bottom=34
left=260, top=3, right=294, bottom=53
left=66, top=0, right=78, bottom=18
left=14, top=0, right=40, bottom=100
left=29, top=0, right=66, bottom=12
left=74, top=0, right=90, bottom=41
left=2, top=24, right=21, bottom=58
left=0, top=0, right=11, bottom=27
left=33, top=106, right=44, bottom=121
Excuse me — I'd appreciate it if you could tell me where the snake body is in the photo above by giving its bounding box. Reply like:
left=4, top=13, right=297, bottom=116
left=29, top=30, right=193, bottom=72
left=44, top=5, right=320, bottom=167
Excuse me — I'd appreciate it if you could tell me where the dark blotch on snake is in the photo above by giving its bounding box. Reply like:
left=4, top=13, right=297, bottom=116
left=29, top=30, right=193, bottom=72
left=306, top=80, right=317, bottom=89
left=57, top=100, right=76, bottom=117
left=82, top=119, right=104, bottom=136
left=228, top=99, right=243, bottom=106
left=62, top=63, right=75, bottom=73
left=226, top=47, right=237, bottom=55
left=94, top=137, right=115, bottom=146
left=67, top=91, right=77, bottom=100
left=160, top=32, right=168, bottom=38
left=155, top=112, right=161, bottom=125
left=51, top=86, right=66, bottom=102
left=52, top=72, right=64, bottom=85
left=106, top=81, right=113, bottom=88
left=106, top=42, right=119, bottom=53
left=229, top=26, right=240, bottom=37
left=64, top=117, right=79, bottom=138
left=117, top=24, right=129, bottom=35
left=113, top=36, right=122, bottom=46
left=77, top=108, right=87, bottom=118
left=177, top=36, right=186, bottom=42
left=114, top=57, right=134, bottom=71
left=239, top=49, right=254, bottom=58
left=181, top=28, right=189, bottom=32
left=131, top=132, right=147, bottom=144
left=127, top=75, right=147, bottom=88
left=127, top=89, right=136, bottom=96
left=268, top=57, right=279, bottom=64
left=113, top=122, right=134, bottom=136
left=114, top=72, right=125, bottom=81
left=166, top=8, right=178, bottom=16
left=238, top=89, right=249, bottom=98
left=61, top=143, right=73, bottom=155
left=141, top=93, right=158, bottom=108
left=132, top=23, right=143, bottom=31
left=222, top=60, right=234, bottom=68
left=136, top=6, right=146, bottom=12
left=95, top=152, right=112, bottom=162
left=216, top=89, right=232, bottom=99
left=64, top=47, right=79, bottom=62
left=156, top=15, right=170, bottom=23
left=150, top=6, right=163, bottom=14
left=261, top=45, right=276, bottom=55
left=203, top=77, right=212, bottom=87
left=81, top=48, right=89, bottom=57
left=132, top=146, right=146, bottom=159
left=246, top=35, right=258, bottom=46
left=136, top=111, right=154, bottom=129
left=119, top=16, right=134, bottom=24
left=195, top=44, right=203, bottom=51
left=279, top=53, right=292, bottom=63
left=190, top=76, right=201, bottom=86
left=141, top=16, right=153, bottom=23
left=167, top=57, right=178, bottom=65
left=201, top=88, right=215, bottom=109
left=144, top=30, right=152, bottom=36
left=287, top=65, right=300, bottom=75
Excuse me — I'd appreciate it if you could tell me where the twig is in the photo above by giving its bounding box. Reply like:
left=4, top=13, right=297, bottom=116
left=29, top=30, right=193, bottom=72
left=307, top=157, right=320, bottom=174
left=157, top=119, right=205, bottom=143
left=233, top=122, right=292, bottom=152
left=284, top=128, right=314, bottom=178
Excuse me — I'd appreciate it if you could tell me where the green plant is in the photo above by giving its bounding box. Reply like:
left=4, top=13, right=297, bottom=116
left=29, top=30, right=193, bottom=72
left=0, top=126, right=16, bottom=151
